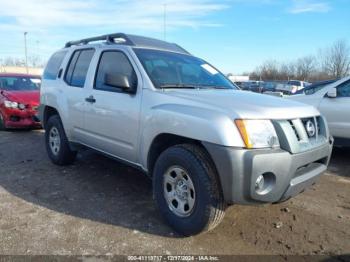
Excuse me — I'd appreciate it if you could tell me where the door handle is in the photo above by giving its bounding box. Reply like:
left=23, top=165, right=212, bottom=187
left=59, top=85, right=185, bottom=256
left=85, top=95, right=96, bottom=103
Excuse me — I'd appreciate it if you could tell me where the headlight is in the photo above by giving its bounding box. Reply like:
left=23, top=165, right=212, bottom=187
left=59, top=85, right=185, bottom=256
left=3, top=101, right=26, bottom=110
left=4, top=101, right=18, bottom=109
left=235, top=119, right=280, bottom=149
left=291, top=86, right=298, bottom=93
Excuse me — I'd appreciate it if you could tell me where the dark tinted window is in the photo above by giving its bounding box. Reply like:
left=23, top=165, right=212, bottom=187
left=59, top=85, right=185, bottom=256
left=0, top=76, right=41, bottom=91
left=65, top=51, right=80, bottom=85
left=43, top=51, right=67, bottom=80
left=288, top=81, right=301, bottom=86
left=95, top=51, right=137, bottom=92
left=337, top=80, right=350, bottom=97
left=65, top=49, right=95, bottom=87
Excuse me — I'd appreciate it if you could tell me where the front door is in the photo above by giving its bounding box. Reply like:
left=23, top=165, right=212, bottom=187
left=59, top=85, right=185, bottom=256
left=83, top=50, right=142, bottom=163
left=319, top=80, right=350, bottom=139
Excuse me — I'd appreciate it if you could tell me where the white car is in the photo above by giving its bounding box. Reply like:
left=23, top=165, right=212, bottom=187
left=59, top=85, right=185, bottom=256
left=288, top=76, right=350, bottom=146
left=276, top=80, right=310, bottom=95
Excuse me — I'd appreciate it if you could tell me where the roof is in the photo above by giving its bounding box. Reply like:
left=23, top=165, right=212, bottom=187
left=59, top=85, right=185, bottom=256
left=64, top=33, right=190, bottom=55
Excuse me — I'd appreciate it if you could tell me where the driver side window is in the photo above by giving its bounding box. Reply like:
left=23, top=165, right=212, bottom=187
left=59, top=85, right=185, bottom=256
left=94, top=50, right=137, bottom=92
left=337, top=80, right=350, bottom=97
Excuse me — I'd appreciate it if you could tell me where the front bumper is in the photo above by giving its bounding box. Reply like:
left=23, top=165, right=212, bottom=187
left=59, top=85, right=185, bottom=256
left=1, top=107, right=41, bottom=129
left=203, top=140, right=333, bottom=205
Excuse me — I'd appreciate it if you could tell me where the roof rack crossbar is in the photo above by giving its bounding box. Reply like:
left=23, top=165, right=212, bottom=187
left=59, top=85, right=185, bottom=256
left=65, top=33, right=135, bottom=48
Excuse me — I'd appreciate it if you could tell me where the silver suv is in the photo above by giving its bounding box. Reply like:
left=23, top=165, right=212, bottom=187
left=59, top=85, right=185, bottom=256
left=40, top=33, right=333, bottom=236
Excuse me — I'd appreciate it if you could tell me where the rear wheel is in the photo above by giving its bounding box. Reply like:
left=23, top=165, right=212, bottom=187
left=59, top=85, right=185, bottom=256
left=45, top=115, right=77, bottom=165
left=153, top=144, right=226, bottom=236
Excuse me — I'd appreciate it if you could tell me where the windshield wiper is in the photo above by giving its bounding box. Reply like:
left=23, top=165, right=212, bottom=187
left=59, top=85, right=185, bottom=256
left=203, top=85, right=230, bottom=89
left=160, top=84, right=200, bottom=89
left=160, top=84, right=232, bottom=90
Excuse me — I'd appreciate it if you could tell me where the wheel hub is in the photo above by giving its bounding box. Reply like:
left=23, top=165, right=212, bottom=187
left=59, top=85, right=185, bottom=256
left=49, top=127, right=61, bottom=156
left=175, top=180, right=188, bottom=200
left=163, top=166, right=196, bottom=217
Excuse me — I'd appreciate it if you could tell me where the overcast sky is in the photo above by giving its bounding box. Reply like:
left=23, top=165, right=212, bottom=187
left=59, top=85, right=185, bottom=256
left=0, top=0, right=349, bottom=74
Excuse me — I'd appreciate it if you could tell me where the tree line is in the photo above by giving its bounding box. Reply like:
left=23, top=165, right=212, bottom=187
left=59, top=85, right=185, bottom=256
left=0, top=55, right=44, bottom=68
left=248, top=39, right=350, bottom=82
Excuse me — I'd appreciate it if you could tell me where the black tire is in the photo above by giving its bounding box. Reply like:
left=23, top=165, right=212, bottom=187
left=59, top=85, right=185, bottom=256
left=45, top=115, right=77, bottom=165
left=153, top=144, right=226, bottom=236
left=0, top=112, right=6, bottom=131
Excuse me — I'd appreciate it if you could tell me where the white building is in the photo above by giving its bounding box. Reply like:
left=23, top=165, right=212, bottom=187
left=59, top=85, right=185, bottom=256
left=227, top=75, right=250, bottom=83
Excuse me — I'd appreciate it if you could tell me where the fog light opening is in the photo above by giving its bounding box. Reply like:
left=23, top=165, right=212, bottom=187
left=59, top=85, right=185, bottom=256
left=255, top=172, right=276, bottom=195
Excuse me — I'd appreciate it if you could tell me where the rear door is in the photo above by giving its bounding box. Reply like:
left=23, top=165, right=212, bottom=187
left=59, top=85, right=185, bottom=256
left=319, top=80, right=350, bottom=139
left=62, top=48, right=95, bottom=141
left=83, top=49, right=142, bottom=163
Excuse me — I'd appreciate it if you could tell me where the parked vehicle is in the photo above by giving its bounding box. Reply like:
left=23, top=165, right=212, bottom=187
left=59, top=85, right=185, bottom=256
left=39, top=33, right=333, bottom=235
left=288, top=76, right=350, bottom=146
left=275, top=80, right=310, bottom=95
left=240, top=81, right=264, bottom=93
left=294, top=79, right=338, bottom=95
left=0, top=73, right=41, bottom=130
left=261, top=81, right=277, bottom=92
left=233, top=81, right=244, bottom=89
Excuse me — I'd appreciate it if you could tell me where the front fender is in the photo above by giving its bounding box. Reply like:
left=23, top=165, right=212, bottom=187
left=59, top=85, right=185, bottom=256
left=139, top=104, right=244, bottom=169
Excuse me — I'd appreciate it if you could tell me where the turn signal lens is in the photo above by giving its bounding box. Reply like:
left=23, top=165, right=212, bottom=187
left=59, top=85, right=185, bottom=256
left=235, top=120, right=253, bottom=148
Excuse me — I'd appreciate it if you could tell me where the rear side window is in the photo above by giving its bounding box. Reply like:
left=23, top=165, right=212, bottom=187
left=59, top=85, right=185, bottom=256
left=288, top=81, right=301, bottom=86
left=65, top=49, right=95, bottom=87
left=43, top=50, right=67, bottom=80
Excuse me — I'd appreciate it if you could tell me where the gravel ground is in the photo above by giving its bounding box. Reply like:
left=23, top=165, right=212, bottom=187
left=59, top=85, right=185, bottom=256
left=0, top=129, right=349, bottom=257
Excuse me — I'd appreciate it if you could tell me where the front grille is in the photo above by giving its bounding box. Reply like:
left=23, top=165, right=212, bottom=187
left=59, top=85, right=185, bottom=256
left=273, top=116, right=328, bottom=154
left=288, top=120, right=301, bottom=141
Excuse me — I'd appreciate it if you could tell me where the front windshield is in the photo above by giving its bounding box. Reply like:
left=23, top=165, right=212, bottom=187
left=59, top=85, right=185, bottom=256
left=0, top=76, right=41, bottom=91
left=134, top=48, right=237, bottom=90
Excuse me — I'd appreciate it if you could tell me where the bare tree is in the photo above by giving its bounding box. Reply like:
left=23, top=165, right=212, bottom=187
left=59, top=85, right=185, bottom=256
left=248, top=39, right=350, bottom=82
left=321, top=39, right=350, bottom=78
left=28, top=55, right=44, bottom=68
left=1, top=57, right=25, bottom=67
left=279, top=62, right=296, bottom=80
left=295, top=55, right=316, bottom=81
left=0, top=55, right=45, bottom=68
left=258, top=60, right=279, bottom=80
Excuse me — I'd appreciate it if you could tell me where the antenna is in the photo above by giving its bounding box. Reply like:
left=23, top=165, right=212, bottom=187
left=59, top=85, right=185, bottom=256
left=24, top=32, right=28, bottom=74
left=163, top=3, right=167, bottom=41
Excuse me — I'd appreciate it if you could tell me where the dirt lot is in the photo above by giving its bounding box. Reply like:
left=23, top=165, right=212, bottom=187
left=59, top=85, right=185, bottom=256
left=0, top=130, right=349, bottom=256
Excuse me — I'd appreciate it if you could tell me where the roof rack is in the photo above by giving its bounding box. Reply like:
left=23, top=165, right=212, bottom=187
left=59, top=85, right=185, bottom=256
left=65, top=33, right=134, bottom=48
left=64, top=33, right=191, bottom=55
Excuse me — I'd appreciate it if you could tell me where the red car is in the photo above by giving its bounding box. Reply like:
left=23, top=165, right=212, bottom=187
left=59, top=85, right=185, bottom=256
left=0, top=73, right=41, bottom=130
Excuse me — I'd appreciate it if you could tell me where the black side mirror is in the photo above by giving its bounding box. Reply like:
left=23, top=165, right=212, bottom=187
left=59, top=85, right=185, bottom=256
left=104, top=73, right=137, bottom=93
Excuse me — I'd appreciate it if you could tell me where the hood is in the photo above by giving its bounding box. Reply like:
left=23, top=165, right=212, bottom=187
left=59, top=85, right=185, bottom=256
left=1, top=90, right=40, bottom=106
left=163, top=89, right=320, bottom=119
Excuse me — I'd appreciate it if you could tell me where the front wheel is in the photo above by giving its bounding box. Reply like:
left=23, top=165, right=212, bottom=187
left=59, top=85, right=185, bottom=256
left=45, top=115, right=77, bottom=165
left=153, top=144, right=226, bottom=236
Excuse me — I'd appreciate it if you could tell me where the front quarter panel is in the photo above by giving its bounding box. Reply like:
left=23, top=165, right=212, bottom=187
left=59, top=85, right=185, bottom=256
left=139, top=91, right=245, bottom=170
